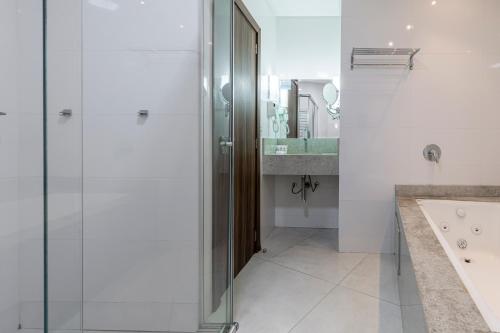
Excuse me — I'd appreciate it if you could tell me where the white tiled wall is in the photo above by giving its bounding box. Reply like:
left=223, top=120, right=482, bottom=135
left=0, top=0, right=44, bottom=332
left=81, top=0, right=201, bottom=332
left=15, top=0, right=203, bottom=332
left=0, top=3, right=19, bottom=328
left=340, top=0, right=500, bottom=253
left=16, top=0, right=81, bottom=330
left=276, top=17, right=341, bottom=80
left=275, top=176, right=339, bottom=229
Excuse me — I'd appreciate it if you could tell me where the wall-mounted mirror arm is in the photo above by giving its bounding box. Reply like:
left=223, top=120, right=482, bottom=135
left=323, top=83, right=340, bottom=120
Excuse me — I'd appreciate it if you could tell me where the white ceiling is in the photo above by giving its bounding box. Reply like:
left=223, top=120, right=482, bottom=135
left=265, top=0, right=341, bottom=17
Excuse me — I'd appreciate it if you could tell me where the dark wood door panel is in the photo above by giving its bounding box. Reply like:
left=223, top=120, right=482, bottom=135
left=233, top=3, right=260, bottom=276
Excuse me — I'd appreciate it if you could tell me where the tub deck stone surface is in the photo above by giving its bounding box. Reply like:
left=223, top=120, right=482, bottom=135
left=396, top=185, right=499, bottom=333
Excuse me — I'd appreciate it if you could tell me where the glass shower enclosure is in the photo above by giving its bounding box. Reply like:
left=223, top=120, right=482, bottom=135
left=0, top=0, right=234, bottom=332
left=0, top=0, right=45, bottom=332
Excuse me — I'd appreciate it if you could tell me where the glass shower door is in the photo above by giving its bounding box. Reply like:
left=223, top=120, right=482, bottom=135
left=45, top=0, right=209, bottom=332
left=202, top=0, right=235, bottom=331
left=45, top=0, right=83, bottom=331
left=0, top=1, right=45, bottom=332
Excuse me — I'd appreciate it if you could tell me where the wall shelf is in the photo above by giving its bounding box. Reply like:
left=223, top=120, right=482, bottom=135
left=350, top=48, right=421, bottom=70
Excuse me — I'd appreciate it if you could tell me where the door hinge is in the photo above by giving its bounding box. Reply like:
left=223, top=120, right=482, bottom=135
left=255, top=44, right=258, bottom=55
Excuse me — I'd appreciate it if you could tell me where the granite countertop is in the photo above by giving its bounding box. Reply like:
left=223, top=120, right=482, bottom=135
left=262, top=154, right=339, bottom=176
left=395, top=185, right=499, bottom=333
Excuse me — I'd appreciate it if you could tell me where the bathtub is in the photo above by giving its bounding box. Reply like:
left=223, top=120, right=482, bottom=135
left=417, top=199, right=500, bottom=332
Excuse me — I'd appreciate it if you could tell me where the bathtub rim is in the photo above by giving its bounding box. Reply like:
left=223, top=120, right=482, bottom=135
left=395, top=185, right=498, bottom=333
left=417, top=199, right=500, bottom=332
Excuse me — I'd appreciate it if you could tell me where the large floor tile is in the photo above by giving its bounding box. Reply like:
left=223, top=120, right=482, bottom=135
left=270, top=244, right=366, bottom=284
left=341, top=254, right=400, bottom=305
left=234, top=257, right=334, bottom=333
left=255, top=227, right=318, bottom=259
left=290, top=286, right=403, bottom=333
left=298, top=228, right=339, bottom=250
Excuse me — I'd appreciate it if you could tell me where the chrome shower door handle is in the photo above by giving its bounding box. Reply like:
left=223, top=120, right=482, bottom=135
left=59, top=109, right=72, bottom=117
left=219, top=136, right=233, bottom=147
left=220, top=141, right=233, bottom=147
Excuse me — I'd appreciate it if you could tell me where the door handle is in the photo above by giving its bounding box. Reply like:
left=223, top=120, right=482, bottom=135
left=0, top=112, right=7, bottom=116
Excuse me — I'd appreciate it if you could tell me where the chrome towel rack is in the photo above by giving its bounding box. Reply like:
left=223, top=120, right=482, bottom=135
left=351, top=48, right=421, bottom=70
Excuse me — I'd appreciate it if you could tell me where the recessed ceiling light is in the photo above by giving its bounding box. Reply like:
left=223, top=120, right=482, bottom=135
left=388, top=41, right=394, bottom=47
left=431, top=0, right=437, bottom=5
left=406, top=24, right=414, bottom=31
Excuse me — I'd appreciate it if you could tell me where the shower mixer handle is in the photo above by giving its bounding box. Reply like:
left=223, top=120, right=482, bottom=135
left=423, top=144, right=441, bottom=163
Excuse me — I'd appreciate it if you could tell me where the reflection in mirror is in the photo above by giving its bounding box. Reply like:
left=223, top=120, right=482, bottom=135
left=298, top=93, right=319, bottom=138
left=221, top=82, right=231, bottom=104
left=266, top=80, right=293, bottom=138
left=323, top=82, right=338, bottom=104
left=323, top=82, right=340, bottom=120
left=265, top=79, right=341, bottom=139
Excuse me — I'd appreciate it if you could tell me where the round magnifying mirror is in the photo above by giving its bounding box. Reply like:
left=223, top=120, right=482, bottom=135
left=221, top=83, right=231, bottom=104
left=322, top=82, right=339, bottom=105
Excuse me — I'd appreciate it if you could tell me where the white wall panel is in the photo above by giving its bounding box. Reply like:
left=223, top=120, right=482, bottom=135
left=340, top=0, right=500, bottom=253
left=275, top=176, right=339, bottom=229
left=81, top=0, right=202, bottom=331
left=276, top=17, right=341, bottom=80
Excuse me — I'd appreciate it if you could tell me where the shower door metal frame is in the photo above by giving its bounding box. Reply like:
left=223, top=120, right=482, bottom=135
left=42, top=0, right=49, bottom=332
left=200, top=0, right=236, bottom=331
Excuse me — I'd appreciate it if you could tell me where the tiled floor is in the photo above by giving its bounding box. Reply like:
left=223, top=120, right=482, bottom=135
left=235, top=228, right=403, bottom=333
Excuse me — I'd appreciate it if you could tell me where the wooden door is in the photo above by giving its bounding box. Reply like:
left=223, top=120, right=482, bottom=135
left=233, top=2, right=260, bottom=276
